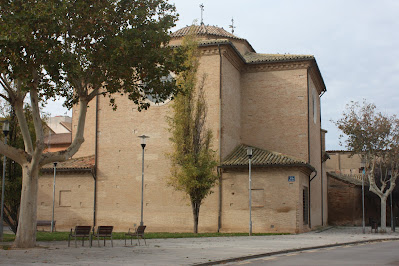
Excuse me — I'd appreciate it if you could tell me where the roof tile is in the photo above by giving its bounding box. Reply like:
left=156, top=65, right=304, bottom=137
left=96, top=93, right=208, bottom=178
left=243, top=53, right=314, bottom=63
left=41, top=155, right=95, bottom=172
left=327, top=171, right=369, bottom=186
left=171, top=24, right=244, bottom=40
left=221, top=144, right=309, bottom=168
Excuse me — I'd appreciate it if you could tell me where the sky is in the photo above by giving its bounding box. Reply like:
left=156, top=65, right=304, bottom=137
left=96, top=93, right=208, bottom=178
left=45, top=0, right=399, bottom=151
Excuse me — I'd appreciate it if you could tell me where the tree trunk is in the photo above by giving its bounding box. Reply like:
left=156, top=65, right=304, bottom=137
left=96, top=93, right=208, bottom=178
left=13, top=165, right=38, bottom=248
left=380, top=196, right=387, bottom=232
left=191, top=202, right=200, bottom=234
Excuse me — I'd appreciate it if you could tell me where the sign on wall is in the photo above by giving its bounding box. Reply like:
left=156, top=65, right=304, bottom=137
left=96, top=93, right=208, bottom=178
left=288, top=176, right=295, bottom=182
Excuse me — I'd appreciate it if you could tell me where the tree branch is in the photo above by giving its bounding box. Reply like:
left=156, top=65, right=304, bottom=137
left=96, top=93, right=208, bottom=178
left=40, top=98, right=88, bottom=165
left=0, top=93, right=10, bottom=102
left=0, top=140, right=29, bottom=165
left=368, top=159, right=384, bottom=198
left=0, top=74, right=13, bottom=94
left=29, top=88, right=45, bottom=170
left=13, top=96, right=34, bottom=154
left=87, top=87, right=100, bottom=102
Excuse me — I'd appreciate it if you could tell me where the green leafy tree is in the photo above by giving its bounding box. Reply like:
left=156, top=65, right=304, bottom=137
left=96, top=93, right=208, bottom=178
left=167, top=31, right=218, bottom=234
left=0, top=0, right=182, bottom=247
left=334, top=101, right=399, bottom=232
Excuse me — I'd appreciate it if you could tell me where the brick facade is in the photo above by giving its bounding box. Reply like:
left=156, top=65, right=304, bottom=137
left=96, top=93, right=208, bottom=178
left=38, top=25, right=327, bottom=233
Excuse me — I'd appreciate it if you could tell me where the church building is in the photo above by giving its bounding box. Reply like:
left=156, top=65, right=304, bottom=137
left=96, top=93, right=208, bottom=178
left=38, top=24, right=328, bottom=234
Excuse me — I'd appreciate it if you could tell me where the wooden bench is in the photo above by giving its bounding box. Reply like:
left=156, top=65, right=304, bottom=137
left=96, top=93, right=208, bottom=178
left=124, top=225, right=146, bottom=246
left=91, top=226, right=114, bottom=247
left=36, top=220, right=56, bottom=231
left=68, top=226, right=92, bottom=247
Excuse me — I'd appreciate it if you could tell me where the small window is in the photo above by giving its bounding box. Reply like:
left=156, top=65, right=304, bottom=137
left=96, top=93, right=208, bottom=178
left=252, top=189, right=264, bottom=208
left=312, top=90, right=317, bottom=124
left=59, top=190, right=72, bottom=207
left=303, top=187, right=309, bottom=225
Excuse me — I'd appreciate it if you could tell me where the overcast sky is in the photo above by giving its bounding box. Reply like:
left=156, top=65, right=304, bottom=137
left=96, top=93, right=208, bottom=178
left=46, top=0, right=399, bottom=151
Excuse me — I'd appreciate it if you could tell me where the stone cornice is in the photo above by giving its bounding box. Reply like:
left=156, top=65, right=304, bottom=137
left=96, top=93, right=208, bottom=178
left=199, top=47, right=221, bottom=56
left=221, top=46, right=245, bottom=71
left=198, top=43, right=326, bottom=95
left=244, top=61, right=312, bottom=73
left=199, top=44, right=245, bottom=71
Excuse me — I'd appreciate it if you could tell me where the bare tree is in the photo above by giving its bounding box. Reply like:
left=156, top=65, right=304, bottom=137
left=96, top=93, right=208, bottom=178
left=334, top=100, right=399, bottom=232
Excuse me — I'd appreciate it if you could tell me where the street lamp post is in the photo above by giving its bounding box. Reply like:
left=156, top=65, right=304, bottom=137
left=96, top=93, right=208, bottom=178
left=360, top=158, right=366, bottom=234
left=51, top=162, right=57, bottom=233
left=389, top=170, right=395, bottom=232
left=138, top=135, right=149, bottom=227
left=0, top=120, right=10, bottom=241
left=391, top=191, right=394, bottom=232
left=247, top=146, right=253, bottom=236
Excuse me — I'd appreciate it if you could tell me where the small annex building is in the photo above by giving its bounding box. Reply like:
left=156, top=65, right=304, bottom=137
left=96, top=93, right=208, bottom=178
left=38, top=24, right=328, bottom=234
left=326, top=151, right=397, bottom=226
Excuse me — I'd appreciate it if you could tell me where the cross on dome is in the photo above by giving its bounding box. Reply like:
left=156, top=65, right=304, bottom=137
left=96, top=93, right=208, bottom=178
left=199, top=3, right=204, bottom=25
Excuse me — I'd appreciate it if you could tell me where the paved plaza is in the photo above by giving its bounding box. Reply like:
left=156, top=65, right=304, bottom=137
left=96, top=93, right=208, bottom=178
left=1, top=227, right=399, bottom=265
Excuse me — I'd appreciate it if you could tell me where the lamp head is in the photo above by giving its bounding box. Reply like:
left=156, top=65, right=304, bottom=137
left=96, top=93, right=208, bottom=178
left=2, top=120, right=9, bottom=136
left=138, top=135, right=149, bottom=148
left=360, top=157, right=366, bottom=169
left=247, top=146, right=253, bottom=159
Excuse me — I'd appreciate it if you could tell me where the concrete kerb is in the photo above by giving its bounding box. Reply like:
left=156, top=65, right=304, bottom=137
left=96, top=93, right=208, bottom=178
left=194, top=238, right=399, bottom=266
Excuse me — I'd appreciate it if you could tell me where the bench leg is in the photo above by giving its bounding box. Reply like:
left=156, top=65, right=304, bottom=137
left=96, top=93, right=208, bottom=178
left=104, top=237, right=106, bottom=246
left=111, top=236, right=113, bottom=247
left=90, top=235, right=92, bottom=248
left=75, top=236, right=77, bottom=248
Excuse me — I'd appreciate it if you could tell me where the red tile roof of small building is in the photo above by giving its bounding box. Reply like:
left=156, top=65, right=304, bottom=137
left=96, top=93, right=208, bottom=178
left=41, top=155, right=95, bottom=173
left=221, top=144, right=314, bottom=171
left=327, top=171, right=369, bottom=186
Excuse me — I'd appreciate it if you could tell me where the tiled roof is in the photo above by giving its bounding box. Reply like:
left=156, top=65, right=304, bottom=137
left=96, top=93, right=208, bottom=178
left=41, top=155, right=95, bottom=173
left=221, top=144, right=312, bottom=170
left=244, top=53, right=315, bottom=63
left=327, top=171, right=369, bottom=186
left=44, top=133, right=72, bottom=145
left=326, top=150, right=351, bottom=153
left=171, top=24, right=245, bottom=40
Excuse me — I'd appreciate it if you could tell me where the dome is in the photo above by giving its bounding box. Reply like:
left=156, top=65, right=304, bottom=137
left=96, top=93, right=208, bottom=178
left=171, top=24, right=244, bottom=40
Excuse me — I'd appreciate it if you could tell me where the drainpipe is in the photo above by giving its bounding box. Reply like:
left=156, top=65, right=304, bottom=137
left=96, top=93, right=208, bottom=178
left=93, top=94, right=99, bottom=230
left=307, top=69, right=311, bottom=228
left=319, top=91, right=325, bottom=226
left=309, top=170, right=317, bottom=228
left=217, top=44, right=223, bottom=232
